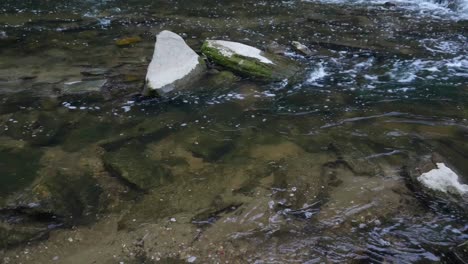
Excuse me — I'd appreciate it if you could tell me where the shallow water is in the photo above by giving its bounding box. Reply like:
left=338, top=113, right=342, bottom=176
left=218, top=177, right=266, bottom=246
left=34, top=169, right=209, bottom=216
left=0, top=0, right=467, bottom=263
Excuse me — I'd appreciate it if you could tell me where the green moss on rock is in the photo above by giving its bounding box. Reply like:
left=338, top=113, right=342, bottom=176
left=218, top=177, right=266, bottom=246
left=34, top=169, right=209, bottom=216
left=202, top=42, right=274, bottom=80
left=202, top=40, right=301, bottom=82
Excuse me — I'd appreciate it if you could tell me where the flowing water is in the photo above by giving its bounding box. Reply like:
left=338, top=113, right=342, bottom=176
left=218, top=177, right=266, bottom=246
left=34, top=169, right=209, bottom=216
left=0, top=0, right=467, bottom=263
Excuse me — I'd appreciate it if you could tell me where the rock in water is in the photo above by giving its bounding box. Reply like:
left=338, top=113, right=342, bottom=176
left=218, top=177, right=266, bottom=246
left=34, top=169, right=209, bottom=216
left=417, top=163, right=468, bottom=195
left=201, top=40, right=300, bottom=82
left=291, top=41, right=313, bottom=56
left=144, top=30, right=205, bottom=95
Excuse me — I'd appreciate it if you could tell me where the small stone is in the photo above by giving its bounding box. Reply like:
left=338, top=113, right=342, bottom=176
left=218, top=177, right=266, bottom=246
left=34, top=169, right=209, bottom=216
left=170, top=217, right=177, bottom=222
left=291, top=41, right=313, bottom=56
left=187, top=256, right=197, bottom=263
left=265, top=41, right=287, bottom=55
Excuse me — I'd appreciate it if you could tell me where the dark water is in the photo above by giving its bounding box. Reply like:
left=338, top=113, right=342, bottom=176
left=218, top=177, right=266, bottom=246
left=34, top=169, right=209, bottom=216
left=0, top=0, right=467, bottom=263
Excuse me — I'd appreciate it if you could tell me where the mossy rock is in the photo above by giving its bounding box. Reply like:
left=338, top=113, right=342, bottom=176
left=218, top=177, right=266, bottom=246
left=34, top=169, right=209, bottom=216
left=202, top=40, right=301, bottom=82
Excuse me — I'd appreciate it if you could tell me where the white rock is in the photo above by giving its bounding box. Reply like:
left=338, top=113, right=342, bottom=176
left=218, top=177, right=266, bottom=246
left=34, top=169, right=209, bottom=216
left=145, top=30, right=204, bottom=94
left=417, top=163, right=468, bottom=195
left=205, top=40, right=274, bottom=64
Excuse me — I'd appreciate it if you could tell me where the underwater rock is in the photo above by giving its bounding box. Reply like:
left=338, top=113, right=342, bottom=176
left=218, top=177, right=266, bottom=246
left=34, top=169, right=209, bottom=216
left=103, top=143, right=172, bottom=191
left=201, top=40, right=300, bottom=82
left=0, top=217, right=51, bottom=249
left=3, top=147, right=112, bottom=225
left=144, top=30, right=206, bottom=95
left=62, top=79, right=107, bottom=95
left=291, top=41, right=313, bottom=56
left=0, top=141, right=42, bottom=200
left=115, top=36, right=142, bottom=46
left=265, top=41, right=287, bottom=55
left=451, top=241, right=468, bottom=263
left=4, top=111, right=64, bottom=146
left=205, top=70, right=240, bottom=88
left=80, top=68, right=108, bottom=77
left=0, top=144, right=128, bottom=249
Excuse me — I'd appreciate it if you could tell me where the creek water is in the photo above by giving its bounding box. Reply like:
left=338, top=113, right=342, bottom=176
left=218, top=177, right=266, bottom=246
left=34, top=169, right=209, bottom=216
left=0, top=0, right=467, bottom=263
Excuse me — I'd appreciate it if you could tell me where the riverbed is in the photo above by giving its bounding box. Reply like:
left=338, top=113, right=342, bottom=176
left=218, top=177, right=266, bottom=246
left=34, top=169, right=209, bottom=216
left=0, top=0, right=467, bottom=263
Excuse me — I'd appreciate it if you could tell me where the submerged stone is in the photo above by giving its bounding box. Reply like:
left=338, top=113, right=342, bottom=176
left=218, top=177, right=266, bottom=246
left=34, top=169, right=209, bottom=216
left=201, top=40, right=300, bottom=82
left=80, top=68, right=108, bottom=77
left=103, top=143, right=172, bottom=190
left=452, top=241, right=468, bottom=263
left=0, top=142, right=42, bottom=199
left=62, top=79, right=107, bottom=95
left=0, top=220, right=50, bottom=249
left=3, top=147, right=112, bottom=225
left=204, top=70, right=240, bottom=88
left=144, top=30, right=206, bottom=95
left=4, top=111, right=64, bottom=146
left=265, top=41, right=288, bottom=55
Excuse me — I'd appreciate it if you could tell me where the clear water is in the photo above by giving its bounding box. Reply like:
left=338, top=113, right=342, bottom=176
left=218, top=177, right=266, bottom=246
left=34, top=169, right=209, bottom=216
left=0, top=0, right=467, bottom=263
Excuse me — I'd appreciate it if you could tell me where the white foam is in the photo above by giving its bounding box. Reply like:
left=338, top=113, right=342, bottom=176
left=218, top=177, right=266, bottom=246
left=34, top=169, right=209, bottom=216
left=206, top=40, right=274, bottom=64
left=418, top=163, right=468, bottom=195
left=306, top=63, right=327, bottom=83
left=302, top=0, right=468, bottom=20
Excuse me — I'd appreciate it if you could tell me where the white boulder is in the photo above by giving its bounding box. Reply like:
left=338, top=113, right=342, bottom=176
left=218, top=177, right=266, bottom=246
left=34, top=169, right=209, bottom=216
left=145, top=30, right=205, bottom=95
left=417, top=163, right=468, bottom=195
